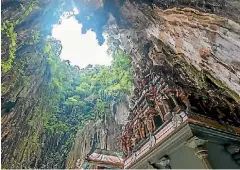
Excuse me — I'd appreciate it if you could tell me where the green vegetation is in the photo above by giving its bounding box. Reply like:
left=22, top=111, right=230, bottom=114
left=20, top=1, right=38, bottom=17
left=1, top=1, right=38, bottom=73
left=42, top=39, right=132, bottom=150
left=1, top=20, right=18, bottom=73
left=27, top=30, right=40, bottom=45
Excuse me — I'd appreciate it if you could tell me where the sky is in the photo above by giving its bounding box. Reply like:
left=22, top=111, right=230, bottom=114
left=51, top=16, right=112, bottom=68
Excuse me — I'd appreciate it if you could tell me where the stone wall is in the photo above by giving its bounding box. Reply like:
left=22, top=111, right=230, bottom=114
left=66, top=103, right=128, bottom=168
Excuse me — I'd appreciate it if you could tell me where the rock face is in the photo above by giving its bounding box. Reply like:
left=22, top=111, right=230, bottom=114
left=149, top=7, right=240, bottom=96
left=114, top=0, right=240, bottom=126
left=112, top=0, right=240, bottom=100
left=66, top=101, right=129, bottom=169
left=66, top=104, right=128, bottom=168
left=1, top=1, right=84, bottom=168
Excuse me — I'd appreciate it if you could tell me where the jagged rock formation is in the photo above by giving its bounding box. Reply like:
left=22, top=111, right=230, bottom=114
left=66, top=105, right=127, bottom=168
left=1, top=0, right=240, bottom=169
left=106, top=0, right=240, bottom=98
left=106, top=1, right=239, bottom=102
left=1, top=2, right=73, bottom=168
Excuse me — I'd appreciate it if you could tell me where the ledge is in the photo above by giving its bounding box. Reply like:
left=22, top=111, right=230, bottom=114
left=124, top=112, right=240, bottom=169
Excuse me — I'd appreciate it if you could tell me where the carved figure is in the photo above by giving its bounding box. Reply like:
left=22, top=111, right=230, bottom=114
left=126, top=122, right=134, bottom=136
left=131, top=135, right=137, bottom=148
left=135, top=118, right=141, bottom=141
left=149, top=83, right=157, bottom=96
left=165, top=88, right=190, bottom=112
left=146, top=95, right=155, bottom=107
left=126, top=136, right=132, bottom=155
left=140, top=119, right=146, bottom=138
left=141, top=79, right=146, bottom=87
left=134, top=86, right=141, bottom=98
left=159, top=93, right=171, bottom=116
left=146, top=112, right=156, bottom=133
left=159, top=78, right=168, bottom=92
left=155, top=96, right=165, bottom=122
left=165, top=88, right=179, bottom=105
left=177, top=88, right=190, bottom=111
left=135, top=131, right=141, bottom=143
left=121, top=135, right=127, bottom=155
left=172, top=113, right=183, bottom=128
left=128, top=123, right=134, bottom=136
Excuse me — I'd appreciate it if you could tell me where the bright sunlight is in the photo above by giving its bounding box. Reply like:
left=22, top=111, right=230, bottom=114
left=52, top=16, right=112, bottom=68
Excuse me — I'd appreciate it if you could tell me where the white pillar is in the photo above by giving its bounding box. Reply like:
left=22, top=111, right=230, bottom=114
left=186, top=136, right=211, bottom=169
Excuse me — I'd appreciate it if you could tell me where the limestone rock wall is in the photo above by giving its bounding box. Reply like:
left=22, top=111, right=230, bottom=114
left=106, top=0, right=240, bottom=101
left=66, top=103, right=128, bottom=169
left=150, top=7, right=240, bottom=97
left=1, top=1, right=74, bottom=168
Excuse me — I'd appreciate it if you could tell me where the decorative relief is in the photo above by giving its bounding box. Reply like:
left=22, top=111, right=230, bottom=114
left=225, top=144, right=240, bottom=166
left=172, top=113, right=183, bottom=128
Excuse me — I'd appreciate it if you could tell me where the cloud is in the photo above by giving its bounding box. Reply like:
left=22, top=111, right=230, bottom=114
left=52, top=16, right=112, bottom=68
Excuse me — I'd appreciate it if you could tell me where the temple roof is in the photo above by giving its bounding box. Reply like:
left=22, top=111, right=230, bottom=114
left=81, top=148, right=124, bottom=169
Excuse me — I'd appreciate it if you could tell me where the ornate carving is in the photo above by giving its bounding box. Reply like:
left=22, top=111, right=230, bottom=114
left=140, top=119, right=146, bottom=139
left=121, top=51, right=240, bottom=158
left=126, top=135, right=132, bottom=155
left=76, top=159, right=84, bottom=169
left=225, top=144, right=240, bottom=166
left=177, top=88, right=190, bottom=111
left=194, top=146, right=208, bottom=159
left=185, top=136, right=207, bottom=149
left=158, top=93, right=171, bottom=120
left=121, top=135, right=128, bottom=156
left=149, top=134, right=156, bottom=148
left=134, top=118, right=141, bottom=141
left=185, top=137, right=211, bottom=169
left=145, top=111, right=156, bottom=134
left=172, top=113, right=183, bottom=128
left=225, top=145, right=240, bottom=154
left=131, top=135, right=137, bottom=149
left=155, top=96, right=165, bottom=122
left=158, top=156, right=171, bottom=169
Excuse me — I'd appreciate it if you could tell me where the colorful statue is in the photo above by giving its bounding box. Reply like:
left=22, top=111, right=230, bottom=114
left=125, top=122, right=133, bottom=136
left=149, top=83, right=157, bottom=96
left=121, top=135, right=127, bottom=155
left=145, top=86, right=155, bottom=107
left=159, top=78, right=168, bottom=91
left=131, top=135, right=137, bottom=148
left=140, top=119, right=146, bottom=138
left=134, top=118, right=141, bottom=141
left=134, top=86, right=141, bottom=98
left=146, top=112, right=156, bottom=133
left=165, top=88, right=190, bottom=112
left=141, top=79, right=146, bottom=87
left=158, top=93, right=171, bottom=121
left=155, top=96, right=165, bottom=122
left=126, top=135, right=132, bottom=155
left=165, top=88, right=179, bottom=107
left=135, top=131, right=141, bottom=143
left=176, top=88, right=190, bottom=111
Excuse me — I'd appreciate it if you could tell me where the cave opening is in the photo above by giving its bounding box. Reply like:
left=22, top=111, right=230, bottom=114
left=51, top=9, right=112, bottom=68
